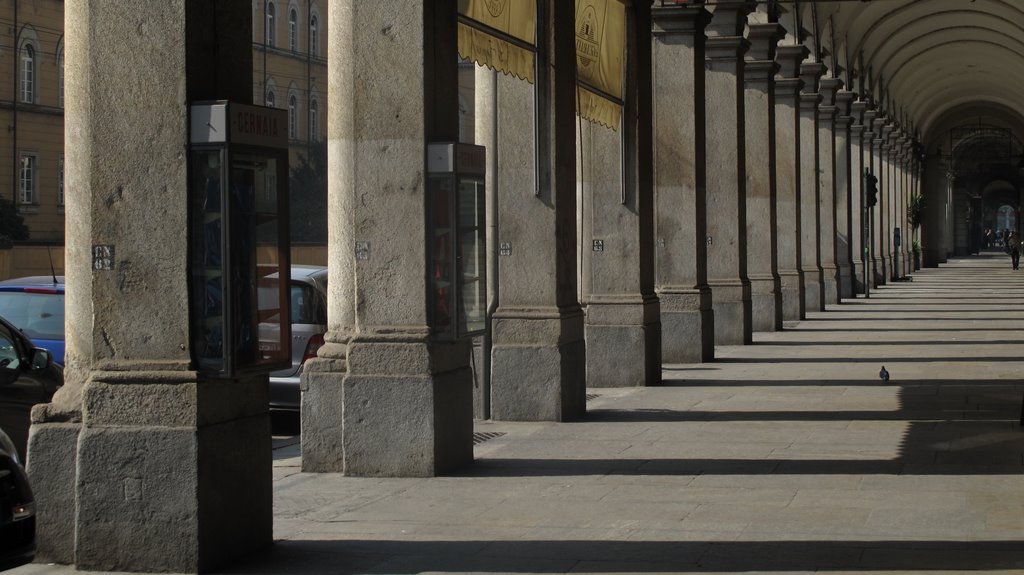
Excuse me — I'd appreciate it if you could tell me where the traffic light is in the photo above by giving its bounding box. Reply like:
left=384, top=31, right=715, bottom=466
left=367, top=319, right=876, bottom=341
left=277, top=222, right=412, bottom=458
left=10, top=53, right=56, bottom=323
left=864, top=170, right=878, bottom=208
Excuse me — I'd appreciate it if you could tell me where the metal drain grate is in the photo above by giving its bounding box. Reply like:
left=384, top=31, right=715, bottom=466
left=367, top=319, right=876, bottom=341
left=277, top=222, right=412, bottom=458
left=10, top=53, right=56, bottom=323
left=586, top=393, right=601, bottom=401
left=473, top=431, right=506, bottom=445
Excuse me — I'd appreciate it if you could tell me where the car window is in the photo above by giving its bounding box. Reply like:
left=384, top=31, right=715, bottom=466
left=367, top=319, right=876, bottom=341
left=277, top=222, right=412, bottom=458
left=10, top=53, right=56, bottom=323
left=0, top=292, right=64, bottom=340
left=291, top=283, right=326, bottom=325
left=0, top=323, right=23, bottom=370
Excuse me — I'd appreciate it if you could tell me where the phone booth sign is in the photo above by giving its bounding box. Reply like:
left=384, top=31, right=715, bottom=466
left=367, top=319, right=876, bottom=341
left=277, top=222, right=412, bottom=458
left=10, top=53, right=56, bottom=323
left=427, top=143, right=486, bottom=340
left=189, top=101, right=291, bottom=377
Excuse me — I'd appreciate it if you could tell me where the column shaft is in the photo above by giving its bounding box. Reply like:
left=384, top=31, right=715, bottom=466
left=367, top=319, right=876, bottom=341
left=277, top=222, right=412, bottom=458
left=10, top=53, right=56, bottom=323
left=704, top=1, right=754, bottom=345
left=798, top=62, right=824, bottom=312
left=817, top=77, right=840, bottom=305
left=773, top=45, right=808, bottom=321
left=834, top=91, right=854, bottom=299
left=652, top=6, right=713, bottom=362
left=744, top=23, right=783, bottom=332
left=849, top=101, right=867, bottom=294
left=582, top=3, right=660, bottom=387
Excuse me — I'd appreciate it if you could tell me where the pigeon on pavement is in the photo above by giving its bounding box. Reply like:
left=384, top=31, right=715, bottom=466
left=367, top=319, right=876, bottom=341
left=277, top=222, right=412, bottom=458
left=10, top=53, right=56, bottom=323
left=879, top=366, right=890, bottom=382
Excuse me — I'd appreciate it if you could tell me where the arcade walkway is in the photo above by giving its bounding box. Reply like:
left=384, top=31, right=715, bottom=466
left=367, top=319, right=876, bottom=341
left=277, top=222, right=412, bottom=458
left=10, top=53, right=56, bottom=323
left=17, top=253, right=1024, bottom=573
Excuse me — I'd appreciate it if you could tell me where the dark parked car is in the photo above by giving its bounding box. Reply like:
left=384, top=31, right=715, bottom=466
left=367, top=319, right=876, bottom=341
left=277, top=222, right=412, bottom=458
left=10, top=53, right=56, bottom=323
left=0, top=426, right=35, bottom=570
left=0, top=313, right=62, bottom=462
left=269, top=266, right=327, bottom=412
left=0, top=276, right=65, bottom=366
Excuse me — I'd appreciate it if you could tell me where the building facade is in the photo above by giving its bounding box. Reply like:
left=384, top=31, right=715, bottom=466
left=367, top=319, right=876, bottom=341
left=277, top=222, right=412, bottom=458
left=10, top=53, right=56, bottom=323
left=0, top=0, right=65, bottom=243
left=252, top=0, right=327, bottom=163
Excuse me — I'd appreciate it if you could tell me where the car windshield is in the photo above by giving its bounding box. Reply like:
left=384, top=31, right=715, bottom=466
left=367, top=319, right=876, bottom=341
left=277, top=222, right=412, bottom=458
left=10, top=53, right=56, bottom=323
left=0, top=292, right=65, bottom=340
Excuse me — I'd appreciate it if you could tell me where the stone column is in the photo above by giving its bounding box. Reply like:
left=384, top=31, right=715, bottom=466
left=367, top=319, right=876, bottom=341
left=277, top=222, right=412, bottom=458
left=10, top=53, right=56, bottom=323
left=303, top=0, right=475, bottom=475
left=871, top=116, right=887, bottom=287
left=490, top=1, right=585, bottom=420
left=744, top=21, right=783, bottom=332
left=834, top=90, right=854, bottom=299
left=581, top=3, right=660, bottom=387
left=704, top=0, right=754, bottom=345
left=29, top=2, right=269, bottom=572
left=879, top=121, right=894, bottom=282
left=817, top=77, right=840, bottom=305
left=798, top=61, right=824, bottom=312
left=849, top=99, right=867, bottom=294
left=652, top=5, right=714, bottom=362
left=922, top=153, right=947, bottom=267
left=901, top=138, right=914, bottom=275
left=773, top=45, right=807, bottom=321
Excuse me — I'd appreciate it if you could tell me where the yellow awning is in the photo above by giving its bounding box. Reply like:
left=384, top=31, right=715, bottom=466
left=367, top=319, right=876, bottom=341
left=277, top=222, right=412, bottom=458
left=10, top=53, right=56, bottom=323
left=575, top=0, right=625, bottom=131
left=458, top=0, right=537, bottom=83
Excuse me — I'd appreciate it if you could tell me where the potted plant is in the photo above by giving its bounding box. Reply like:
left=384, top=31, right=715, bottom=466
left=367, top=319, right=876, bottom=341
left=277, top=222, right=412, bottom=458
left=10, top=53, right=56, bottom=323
left=906, top=193, right=926, bottom=270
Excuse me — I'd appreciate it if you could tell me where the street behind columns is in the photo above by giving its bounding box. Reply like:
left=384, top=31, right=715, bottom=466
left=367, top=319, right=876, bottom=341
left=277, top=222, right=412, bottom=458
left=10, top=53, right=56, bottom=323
left=18, top=253, right=1024, bottom=574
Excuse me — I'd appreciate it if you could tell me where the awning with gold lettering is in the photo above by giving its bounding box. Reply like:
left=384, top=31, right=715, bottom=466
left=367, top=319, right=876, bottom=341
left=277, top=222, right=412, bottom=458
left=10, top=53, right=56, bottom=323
left=458, top=0, right=537, bottom=83
left=575, top=0, right=625, bottom=131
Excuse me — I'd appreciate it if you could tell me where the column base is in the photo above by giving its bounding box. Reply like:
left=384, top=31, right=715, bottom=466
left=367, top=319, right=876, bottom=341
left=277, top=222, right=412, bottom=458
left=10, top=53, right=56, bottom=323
left=873, top=257, right=886, bottom=286
left=801, top=269, right=823, bottom=313
left=779, top=270, right=803, bottom=322
left=822, top=265, right=839, bottom=306
left=585, top=296, right=661, bottom=388
left=749, top=275, right=781, bottom=332
left=491, top=307, right=586, bottom=421
left=838, top=263, right=853, bottom=299
left=709, top=280, right=752, bottom=345
left=657, top=288, right=714, bottom=363
left=31, top=371, right=273, bottom=573
left=301, top=336, right=474, bottom=476
left=852, top=261, right=865, bottom=294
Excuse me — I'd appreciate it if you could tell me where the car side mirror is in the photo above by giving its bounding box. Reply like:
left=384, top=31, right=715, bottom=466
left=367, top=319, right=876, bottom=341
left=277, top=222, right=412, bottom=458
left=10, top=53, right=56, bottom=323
left=30, top=348, right=52, bottom=370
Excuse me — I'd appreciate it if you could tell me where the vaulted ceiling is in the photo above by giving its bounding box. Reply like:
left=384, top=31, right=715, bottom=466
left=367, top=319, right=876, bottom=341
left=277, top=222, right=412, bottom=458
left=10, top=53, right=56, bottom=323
left=794, top=0, right=1024, bottom=149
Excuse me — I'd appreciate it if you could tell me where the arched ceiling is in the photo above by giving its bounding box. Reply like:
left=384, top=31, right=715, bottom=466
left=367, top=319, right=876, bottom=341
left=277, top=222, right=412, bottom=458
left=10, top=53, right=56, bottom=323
left=807, top=0, right=1024, bottom=142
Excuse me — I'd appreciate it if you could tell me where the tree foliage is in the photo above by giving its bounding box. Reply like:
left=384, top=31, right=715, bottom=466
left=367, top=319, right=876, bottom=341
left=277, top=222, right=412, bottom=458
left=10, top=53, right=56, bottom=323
left=906, top=193, right=926, bottom=230
left=0, top=197, right=29, bottom=247
left=288, top=141, right=328, bottom=244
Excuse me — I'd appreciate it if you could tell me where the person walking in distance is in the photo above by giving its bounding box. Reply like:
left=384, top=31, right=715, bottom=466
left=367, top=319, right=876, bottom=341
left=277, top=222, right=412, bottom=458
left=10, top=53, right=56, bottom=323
left=1008, top=231, right=1021, bottom=270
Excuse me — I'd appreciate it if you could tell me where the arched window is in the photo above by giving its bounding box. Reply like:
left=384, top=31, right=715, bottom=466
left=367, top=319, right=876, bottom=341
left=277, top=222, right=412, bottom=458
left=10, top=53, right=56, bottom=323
left=265, top=89, right=276, bottom=108
left=288, top=95, right=298, bottom=139
left=309, top=14, right=319, bottom=57
left=20, top=44, right=36, bottom=104
left=288, top=8, right=298, bottom=51
left=309, top=98, right=319, bottom=141
left=265, top=2, right=276, bottom=47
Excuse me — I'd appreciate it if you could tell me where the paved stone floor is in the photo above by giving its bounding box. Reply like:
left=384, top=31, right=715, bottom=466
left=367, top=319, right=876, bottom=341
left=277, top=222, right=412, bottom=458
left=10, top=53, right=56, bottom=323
left=15, top=253, right=1024, bottom=573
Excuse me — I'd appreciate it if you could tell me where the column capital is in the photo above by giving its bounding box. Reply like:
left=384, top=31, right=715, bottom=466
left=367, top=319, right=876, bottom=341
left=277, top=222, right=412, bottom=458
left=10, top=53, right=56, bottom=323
left=775, top=44, right=810, bottom=80
left=800, top=61, right=826, bottom=94
left=819, top=76, right=842, bottom=106
left=705, top=0, right=757, bottom=37
left=745, top=22, right=784, bottom=62
left=652, top=4, right=711, bottom=37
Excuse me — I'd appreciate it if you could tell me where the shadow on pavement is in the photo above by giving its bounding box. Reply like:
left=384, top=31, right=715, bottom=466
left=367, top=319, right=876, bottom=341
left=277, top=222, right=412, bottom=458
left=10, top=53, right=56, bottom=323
left=224, top=539, right=1024, bottom=573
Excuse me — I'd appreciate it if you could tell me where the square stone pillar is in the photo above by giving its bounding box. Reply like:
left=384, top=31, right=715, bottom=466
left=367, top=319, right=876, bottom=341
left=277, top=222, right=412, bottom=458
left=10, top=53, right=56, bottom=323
left=817, top=77, right=841, bottom=306
left=870, top=116, right=887, bottom=287
left=882, top=124, right=896, bottom=281
left=834, top=91, right=854, bottom=299
left=798, top=61, right=825, bottom=313
left=490, top=1, right=586, bottom=420
left=28, top=2, right=270, bottom=572
left=704, top=0, right=755, bottom=345
left=774, top=45, right=808, bottom=321
left=581, top=3, right=661, bottom=387
left=922, top=152, right=948, bottom=267
left=848, top=99, right=867, bottom=294
left=301, top=0, right=474, bottom=475
left=899, top=138, right=913, bottom=276
left=744, top=21, right=783, bottom=332
left=652, top=5, right=714, bottom=362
